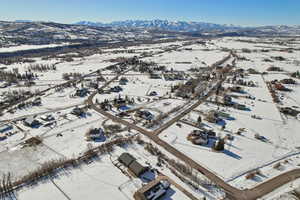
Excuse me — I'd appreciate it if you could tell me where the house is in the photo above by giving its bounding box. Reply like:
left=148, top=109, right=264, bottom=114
left=216, top=111, right=231, bottom=119
left=75, top=88, right=89, bottom=97
left=88, top=128, right=104, bottom=140
left=205, top=110, right=219, bottom=123
left=274, top=83, right=290, bottom=91
left=233, top=104, right=247, bottom=110
left=229, top=86, right=244, bottom=93
left=0, top=82, right=9, bottom=88
left=117, top=111, right=130, bottom=117
left=0, top=134, right=7, bottom=141
left=110, top=86, right=123, bottom=93
left=129, top=160, right=147, bottom=177
left=164, top=74, right=174, bottom=81
left=280, top=78, right=296, bottom=84
left=114, top=98, right=126, bottom=106
left=223, top=95, right=233, bottom=106
left=150, top=73, right=161, bottom=79
left=280, top=107, right=300, bottom=117
left=24, top=117, right=41, bottom=127
left=32, top=97, right=42, bottom=106
left=187, top=130, right=208, bottom=145
left=118, top=153, right=135, bottom=167
left=0, top=124, right=13, bottom=133
left=118, top=153, right=147, bottom=177
left=71, top=107, right=85, bottom=116
left=136, top=110, right=154, bottom=121
left=148, top=91, right=157, bottom=96
left=88, top=81, right=99, bottom=89
left=267, top=66, right=282, bottom=71
left=173, top=72, right=185, bottom=80
left=119, top=77, right=128, bottom=85
left=100, top=102, right=112, bottom=111
left=40, top=114, right=55, bottom=121
left=135, top=179, right=170, bottom=200
left=254, top=134, right=268, bottom=142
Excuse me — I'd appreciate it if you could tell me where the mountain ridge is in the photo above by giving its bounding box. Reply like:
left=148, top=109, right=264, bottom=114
left=75, top=19, right=300, bottom=34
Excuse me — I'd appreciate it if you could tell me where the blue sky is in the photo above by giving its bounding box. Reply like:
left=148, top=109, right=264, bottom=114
left=0, top=0, right=299, bottom=26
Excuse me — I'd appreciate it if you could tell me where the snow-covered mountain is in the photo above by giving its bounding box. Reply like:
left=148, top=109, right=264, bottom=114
left=0, top=20, right=187, bottom=47
left=76, top=19, right=240, bottom=32
left=1, top=20, right=300, bottom=48
left=76, top=19, right=300, bottom=35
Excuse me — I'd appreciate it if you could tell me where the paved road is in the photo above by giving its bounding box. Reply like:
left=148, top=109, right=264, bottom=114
left=86, top=54, right=244, bottom=198
left=87, top=53, right=300, bottom=200
left=3, top=42, right=297, bottom=199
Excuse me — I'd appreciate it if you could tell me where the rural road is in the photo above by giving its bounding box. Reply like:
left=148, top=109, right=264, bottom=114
left=87, top=53, right=300, bottom=200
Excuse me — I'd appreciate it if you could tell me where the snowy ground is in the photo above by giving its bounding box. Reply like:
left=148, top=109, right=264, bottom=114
left=0, top=37, right=300, bottom=199
left=0, top=43, right=70, bottom=53
left=10, top=142, right=210, bottom=200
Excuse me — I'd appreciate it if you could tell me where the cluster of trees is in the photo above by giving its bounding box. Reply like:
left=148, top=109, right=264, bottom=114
left=144, top=143, right=164, bottom=158
left=27, top=63, right=56, bottom=72
left=0, top=136, right=135, bottom=197
left=103, top=124, right=122, bottom=137
left=0, top=173, right=14, bottom=200
left=62, top=72, right=83, bottom=80
left=291, top=71, right=300, bottom=78
left=79, top=136, right=134, bottom=162
left=0, top=90, right=41, bottom=112
left=134, top=61, right=166, bottom=74
left=213, top=139, right=225, bottom=151
left=241, top=48, right=252, bottom=53
left=54, top=82, right=76, bottom=92
left=146, top=113, right=168, bottom=129
left=147, top=105, right=183, bottom=128
left=0, top=69, right=36, bottom=83
left=168, top=159, right=214, bottom=189
left=2, top=89, right=36, bottom=102
left=140, top=139, right=219, bottom=192
left=15, top=98, right=41, bottom=110
left=107, top=56, right=140, bottom=66
left=0, top=57, right=35, bottom=65
left=41, top=49, right=102, bottom=62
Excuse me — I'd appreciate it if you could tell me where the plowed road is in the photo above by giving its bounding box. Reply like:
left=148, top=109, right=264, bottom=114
left=87, top=54, right=300, bottom=200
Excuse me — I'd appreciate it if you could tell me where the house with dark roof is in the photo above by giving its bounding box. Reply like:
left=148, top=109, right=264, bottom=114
left=129, top=160, right=147, bottom=177
left=24, top=117, right=41, bottom=128
left=75, top=88, right=89, bottom=97
left=118, top=153, right=135, bottom=167
left=0, top=124, right=13, bottom=133
left=118, top=153, right=147, bottom=177
left=71, top=107, right=85, bottom=116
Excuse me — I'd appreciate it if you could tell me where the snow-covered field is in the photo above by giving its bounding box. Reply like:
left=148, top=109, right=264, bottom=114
left=0, top=37, right=300, bottom=199
left=0, top=43, right=70, bottom=53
